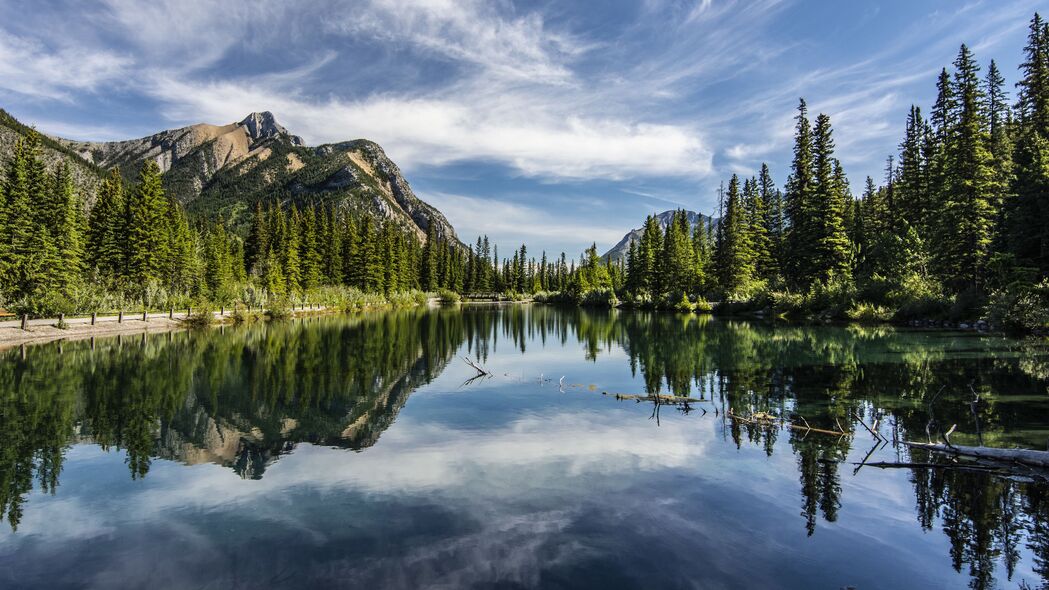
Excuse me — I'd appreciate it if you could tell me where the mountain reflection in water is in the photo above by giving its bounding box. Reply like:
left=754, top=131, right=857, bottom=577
left=1, top=306, right=1048, bottom=589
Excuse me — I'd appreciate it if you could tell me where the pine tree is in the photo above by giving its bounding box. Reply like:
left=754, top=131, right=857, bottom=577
left=204, top=220, right=233, bottom=299
left=340, top=214, right=358, bottom=287
left=936, top=44, right=997, bottom=290
left=897, top=106, right=929, bottom=231
left=245, top=202, right=269, bottom=277
left=52, top=164, right=85, bottom=291
left=1008, top=14, right=1049, bottom=274
left=283, top=206, right=302, bottom=294
left=757, top=164, right=782, bottom=284
left=637, top=215, right=663, bottom=296
left=421, top=223, right=438, bottom=291
left=125, top=160, right=170, bottom=292
left=813, top=115, right=852, bottom=283
left=86, top=169, right=126, bottom=279
left=0, top=136, right=32, bottom=297
left=300, top=206, right=322, bottom=291
left=984, top=60, right=1015, bottom=253
left=784, top=99, right=815, bottom=288
left=715, top=175, right=754, bottom=296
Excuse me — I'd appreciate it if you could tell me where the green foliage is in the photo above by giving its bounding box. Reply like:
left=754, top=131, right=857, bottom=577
left=674, top=292, right=695, bottom=313
left=987, top=279, right=1049, bottom=332
left=846, top=302, right=893, bottom=323
left=437, top=288, right=461, bottom=304
left=182, top=308, right=215, bottom=329
left=578, top=288, right=618, bottom=308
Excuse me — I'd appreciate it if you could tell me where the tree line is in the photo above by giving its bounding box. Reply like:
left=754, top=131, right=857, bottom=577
left=601, top=13, right=1049, bottom=327
left=0, top=130, right=580, bottom=314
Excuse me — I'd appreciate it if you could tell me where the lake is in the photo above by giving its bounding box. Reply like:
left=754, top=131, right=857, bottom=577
left=1, top=305, right=1048, bottom=589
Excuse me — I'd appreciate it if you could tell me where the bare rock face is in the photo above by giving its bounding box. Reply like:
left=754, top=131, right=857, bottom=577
left=4, top=108, right=461, bottom=247
left=57, top=111, right=304, bottom=181
left=238, top=111, right=304, bottom=146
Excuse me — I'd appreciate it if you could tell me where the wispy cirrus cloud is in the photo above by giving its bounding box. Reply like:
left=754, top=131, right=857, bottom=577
left=0, top=0, right=1042, bottom=254
left=0, top=34, right=131, bottom=101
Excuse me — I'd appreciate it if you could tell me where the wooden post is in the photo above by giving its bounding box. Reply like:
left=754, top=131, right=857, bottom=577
left=143, top=310, right=148, bottom=322
left=21, top=314, right=28, bottom=330
left=169, top=308, right=174, bottom=319
left=221, top=305, right=224, bottom=316
left=58, top=313, right=65, bottom=326
left=91, top=312, right=97, bottom=325
left=118, top=310, right=123, bottom=324
left=188, top=306, right=192, bottom=317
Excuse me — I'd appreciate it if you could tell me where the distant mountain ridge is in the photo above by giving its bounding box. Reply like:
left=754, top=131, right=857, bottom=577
left=603, top=210, right=718, bottom=263
left=1, top=107, right=458, bottom=244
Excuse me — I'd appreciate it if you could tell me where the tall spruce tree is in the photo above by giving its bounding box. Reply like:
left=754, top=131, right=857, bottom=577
left=936, top=44, right=997, bottom=290
left=125, top=160, right=170, bottom=292
left=809, top=113, right=851, bottom=283
left=715, top=175, right=754, bottom=296
left=86, top=169, right=126, bottom=279
left=1008, top=14, right=1049, bottom=274
left=784, top=99, right=815, bottom=288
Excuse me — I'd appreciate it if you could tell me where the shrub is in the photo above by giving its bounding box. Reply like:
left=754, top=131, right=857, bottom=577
left=265, top=300, right=293, bottom=320
left=846, top=302, right=893, bottom=323
left=769, top=291, right=805, bottom=318
left=986, top=280, right=1049, bottom=333
left=579, top=288, right=618, bottom=308
left=674, top=293, right=694, bottom=313
left=693, top=298, right=714, bottom=314
left=437, top=288, right=461, bottom=304
left=182, top=309, right=214, bottom=328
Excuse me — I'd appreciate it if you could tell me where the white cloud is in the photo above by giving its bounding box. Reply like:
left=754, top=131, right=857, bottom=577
left=147, top=74, right=713, bottom=180
left=0, top=34, right=131, bottom=100
left=328, top=0, right=589, bottom=84
left=421, top=193, right=627, bottom=250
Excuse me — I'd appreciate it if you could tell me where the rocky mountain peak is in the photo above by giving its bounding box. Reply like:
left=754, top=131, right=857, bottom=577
left=238, top=111, right=304, bottom=146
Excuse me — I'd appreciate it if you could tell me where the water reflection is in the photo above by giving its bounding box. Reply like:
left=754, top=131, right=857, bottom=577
left=1, top=306, right=1049, bottom=589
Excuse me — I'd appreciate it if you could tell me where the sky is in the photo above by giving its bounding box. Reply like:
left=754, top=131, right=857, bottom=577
left=0, top=0, right=1042, bottom=257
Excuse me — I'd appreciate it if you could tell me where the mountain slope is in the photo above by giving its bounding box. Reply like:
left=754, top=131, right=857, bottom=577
left=51, top=110, right=458, bottom=243
left=602, top=210, right=718, bottom=263
left=0, top=109, right=103, bottom=198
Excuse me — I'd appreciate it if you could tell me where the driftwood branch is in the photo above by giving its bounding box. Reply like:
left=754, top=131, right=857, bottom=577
left=462, top=356, right=492, bottom=376
left=727, top=411, right=849, bottom=437
left=853, top=411, right=884, bottom=441
left=904, top=441, right=1049, bottom=469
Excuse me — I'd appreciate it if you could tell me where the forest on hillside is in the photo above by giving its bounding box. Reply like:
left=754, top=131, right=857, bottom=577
left=0, top=13, right=1047, bottom=333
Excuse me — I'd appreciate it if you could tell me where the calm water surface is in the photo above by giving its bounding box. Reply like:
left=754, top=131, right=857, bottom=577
left=2, top=305, right=1049, bottom=589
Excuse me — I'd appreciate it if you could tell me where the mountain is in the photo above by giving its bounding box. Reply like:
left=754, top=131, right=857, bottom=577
left=602, top=210, right=717, bottom=263
left=0, top=109, right=103, bottom=197
left=0, top=108, right=458, bottom=244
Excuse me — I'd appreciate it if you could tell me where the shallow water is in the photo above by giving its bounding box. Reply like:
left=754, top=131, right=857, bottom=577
left=1, top=305, right=1048, bottom=589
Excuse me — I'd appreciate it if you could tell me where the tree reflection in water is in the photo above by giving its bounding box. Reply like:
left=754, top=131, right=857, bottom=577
left=1, top=306, right=1048, bottom=589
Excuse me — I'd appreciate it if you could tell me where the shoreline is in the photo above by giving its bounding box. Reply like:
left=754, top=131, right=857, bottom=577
left=0, top=307, right=337, bottom=351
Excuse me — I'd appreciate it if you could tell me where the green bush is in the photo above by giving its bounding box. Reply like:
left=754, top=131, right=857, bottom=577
left=182, top=309, right=215, bottom=328
left=579, top=288, right=618, bottom=308
left=769, top=291, right=805, bottom=318
left=437, top=288, right=461, bottom=304
left=693, top=298, right=713, bottom=314
left=846, top=302, right=893, bottom=323
left=986, top=280, right=1049, bottom=333
left=674, top=293, right=694, bottom=313
left=265, top=300, right=293, bottom=320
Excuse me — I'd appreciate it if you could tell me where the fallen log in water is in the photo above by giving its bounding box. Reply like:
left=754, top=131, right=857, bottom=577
left=903, top=441, right=1049, bottom=469
left=609, top=392, right=703, bottom=404
left=728, top=411, right=849, bottom=437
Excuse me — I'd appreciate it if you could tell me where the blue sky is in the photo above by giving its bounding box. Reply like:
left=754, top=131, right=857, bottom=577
left=0, top=0, right=1041, bottom=257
